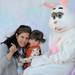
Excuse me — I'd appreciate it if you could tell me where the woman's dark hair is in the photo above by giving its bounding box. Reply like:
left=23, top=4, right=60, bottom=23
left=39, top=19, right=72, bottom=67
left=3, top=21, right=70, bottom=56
left=3, top=25, right=32, bottom=48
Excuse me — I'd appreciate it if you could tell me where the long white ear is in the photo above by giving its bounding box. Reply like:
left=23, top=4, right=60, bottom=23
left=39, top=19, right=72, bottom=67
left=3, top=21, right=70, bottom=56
left=59, top=0, right=68, bottom=8
left=43, top=1, right=56, bottom=9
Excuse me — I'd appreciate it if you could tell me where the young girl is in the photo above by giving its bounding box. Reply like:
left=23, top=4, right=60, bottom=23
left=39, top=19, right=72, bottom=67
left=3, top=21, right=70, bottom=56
left=20, top=30, right=46, bottom=69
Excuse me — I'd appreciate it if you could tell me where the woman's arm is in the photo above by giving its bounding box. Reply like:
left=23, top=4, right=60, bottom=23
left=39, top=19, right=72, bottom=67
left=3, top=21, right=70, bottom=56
left=0, top=43, right=17, bottom=74
left=0, top=44, right=12, bottom=74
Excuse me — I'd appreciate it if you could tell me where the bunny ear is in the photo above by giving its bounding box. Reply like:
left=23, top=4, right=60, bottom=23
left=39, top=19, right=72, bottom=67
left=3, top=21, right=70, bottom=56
left=43, top=1, right=56, bottom=9
left=59, top=0, right=68, bottom=8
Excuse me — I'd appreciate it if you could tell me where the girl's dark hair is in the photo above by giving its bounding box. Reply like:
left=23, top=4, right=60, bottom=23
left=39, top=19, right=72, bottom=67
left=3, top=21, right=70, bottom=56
left=30, top=30, right=46, bottom=43
left=3, top=25, right=32, bottom=48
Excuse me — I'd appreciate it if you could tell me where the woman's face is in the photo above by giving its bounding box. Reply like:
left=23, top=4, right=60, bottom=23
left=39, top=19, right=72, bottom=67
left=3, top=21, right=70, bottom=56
left=16, top=32, right=29, bottom=47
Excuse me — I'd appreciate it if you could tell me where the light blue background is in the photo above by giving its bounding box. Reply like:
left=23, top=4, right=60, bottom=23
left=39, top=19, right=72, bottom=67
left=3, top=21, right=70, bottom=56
left=0, top=0, right=75, bottom=52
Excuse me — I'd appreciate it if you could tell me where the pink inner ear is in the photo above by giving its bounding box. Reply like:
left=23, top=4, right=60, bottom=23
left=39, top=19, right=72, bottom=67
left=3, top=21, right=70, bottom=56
left=59, top=0, right=68, bottom=8
left=43, top=2, right=56, bottom=9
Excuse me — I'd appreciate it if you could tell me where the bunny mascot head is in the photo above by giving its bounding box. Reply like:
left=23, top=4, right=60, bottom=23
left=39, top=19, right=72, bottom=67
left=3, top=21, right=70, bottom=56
left=44, top=0, right=75, bottom=33
left=50, top=8, right=75, bottom=33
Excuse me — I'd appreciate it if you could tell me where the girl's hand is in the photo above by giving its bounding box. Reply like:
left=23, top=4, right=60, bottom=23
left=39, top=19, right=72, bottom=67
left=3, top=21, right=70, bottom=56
left=20, top=58, right=28, bottom=63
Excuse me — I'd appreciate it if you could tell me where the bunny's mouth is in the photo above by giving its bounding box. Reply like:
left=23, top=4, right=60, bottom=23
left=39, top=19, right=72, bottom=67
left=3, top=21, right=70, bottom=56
left=54, top=27, right=64, bottom=32
left=55, top=27, right=62, bottom=31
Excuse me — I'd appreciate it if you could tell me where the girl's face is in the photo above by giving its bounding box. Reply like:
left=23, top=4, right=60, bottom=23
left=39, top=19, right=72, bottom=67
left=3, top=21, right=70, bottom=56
left=16, top=32, right=29, bottom=47
left=29, top=39, right=40, bottom=47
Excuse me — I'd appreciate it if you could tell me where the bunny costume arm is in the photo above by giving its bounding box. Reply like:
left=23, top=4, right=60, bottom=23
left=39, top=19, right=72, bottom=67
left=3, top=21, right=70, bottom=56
left=49, top=29, right=75, bottom=63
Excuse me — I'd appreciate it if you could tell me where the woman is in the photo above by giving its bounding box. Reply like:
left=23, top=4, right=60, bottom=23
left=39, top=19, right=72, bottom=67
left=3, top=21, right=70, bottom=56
left=0, top=25, right=32, bottom=75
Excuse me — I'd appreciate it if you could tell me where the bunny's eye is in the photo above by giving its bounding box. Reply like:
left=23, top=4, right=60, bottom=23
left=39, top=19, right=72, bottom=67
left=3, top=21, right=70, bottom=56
left=51, top=12, right=57, bottom=19
left=59, top=7, right=63, bottom=9
left=57, top=12, right=64, bottom=19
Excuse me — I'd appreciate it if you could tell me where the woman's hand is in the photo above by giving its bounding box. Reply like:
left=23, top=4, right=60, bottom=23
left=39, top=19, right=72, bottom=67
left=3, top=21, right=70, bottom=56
left=9, top=43, right=17, bottom=55
left=6, top=43, right=17, bottom=61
